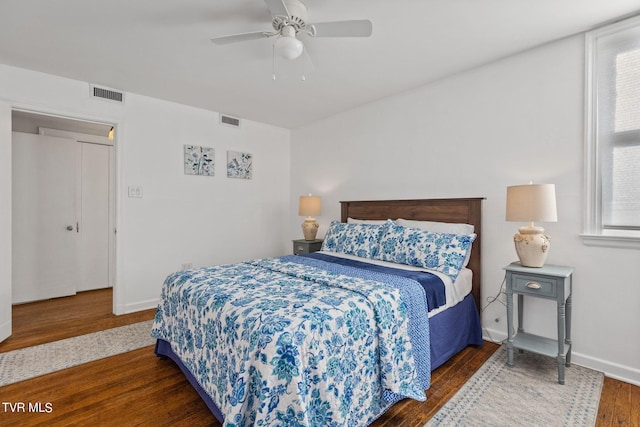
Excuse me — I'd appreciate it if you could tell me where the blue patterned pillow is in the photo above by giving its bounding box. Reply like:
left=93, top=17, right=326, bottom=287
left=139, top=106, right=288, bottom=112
left=376, top=221, right=476, bottom=281
left=321, top=221, right=385, bottom=259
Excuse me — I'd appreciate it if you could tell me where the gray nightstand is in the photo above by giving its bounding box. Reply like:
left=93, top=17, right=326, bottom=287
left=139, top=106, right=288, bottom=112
left=505, top=262, right=574, bottom=384
left=292, top=239, right=323, bottom=255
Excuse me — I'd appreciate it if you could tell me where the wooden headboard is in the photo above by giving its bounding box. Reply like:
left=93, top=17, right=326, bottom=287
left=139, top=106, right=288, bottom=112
left=340, top=198, right=484, bottom=312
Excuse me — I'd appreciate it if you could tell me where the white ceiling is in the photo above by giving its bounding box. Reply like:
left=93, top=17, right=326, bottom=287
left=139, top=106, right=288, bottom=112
left=1, top=0, right=639, bottom=129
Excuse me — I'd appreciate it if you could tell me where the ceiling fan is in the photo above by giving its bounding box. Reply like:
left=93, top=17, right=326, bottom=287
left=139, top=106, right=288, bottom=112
left=210, top=0, right=373, bottom=61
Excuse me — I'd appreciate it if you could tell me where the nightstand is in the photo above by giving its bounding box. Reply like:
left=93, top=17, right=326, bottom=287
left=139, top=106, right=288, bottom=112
left=292, top=239, right=323, bottom=255
left=505, top=262, right=574, bottom=384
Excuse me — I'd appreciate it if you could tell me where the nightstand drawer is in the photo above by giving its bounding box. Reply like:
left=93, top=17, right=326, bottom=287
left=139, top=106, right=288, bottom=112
left=511, top=273, right=558, bottom=298
left=292, top=239, right=323, bottom=254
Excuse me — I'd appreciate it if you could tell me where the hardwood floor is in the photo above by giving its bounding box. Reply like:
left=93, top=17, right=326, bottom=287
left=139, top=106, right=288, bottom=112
left=598, top=377, right=640, bottom=426
left=0, top=288, right=156, bottom=353
left=0, top=289, right=638, bottom=426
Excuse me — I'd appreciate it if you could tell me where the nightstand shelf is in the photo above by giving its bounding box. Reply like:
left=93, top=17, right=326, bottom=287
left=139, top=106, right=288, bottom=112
left=505, top=262, right=574, bottom=384
left=511, top=332, right=570, bottom=359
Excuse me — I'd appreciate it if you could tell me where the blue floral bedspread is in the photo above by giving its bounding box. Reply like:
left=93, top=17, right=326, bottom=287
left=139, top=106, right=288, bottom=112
left=151, top=256, right=431, bottom=426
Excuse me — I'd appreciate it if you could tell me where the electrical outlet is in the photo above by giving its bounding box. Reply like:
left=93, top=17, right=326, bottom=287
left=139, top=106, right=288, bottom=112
left=128, top=186, right=143, bottom=198
left=181, top=263, right=193, bottom=270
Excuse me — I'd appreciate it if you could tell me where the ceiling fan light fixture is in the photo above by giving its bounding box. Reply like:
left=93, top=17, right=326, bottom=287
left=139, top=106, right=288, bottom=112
left=275, top=26, right=304, bottom=60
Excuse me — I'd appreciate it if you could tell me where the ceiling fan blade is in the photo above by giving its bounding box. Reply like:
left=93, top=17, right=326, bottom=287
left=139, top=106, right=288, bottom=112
left=211, top=31, right=269, bottom=45
left=264, top=0, right=289, bottom=17
left=308, top=20, right=373, bottom=37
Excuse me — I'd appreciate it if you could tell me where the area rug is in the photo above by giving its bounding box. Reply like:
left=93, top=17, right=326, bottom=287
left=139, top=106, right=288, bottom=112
left=0, top=320, right=155, bottom=386
left=426, top=345, right=604, bottom=427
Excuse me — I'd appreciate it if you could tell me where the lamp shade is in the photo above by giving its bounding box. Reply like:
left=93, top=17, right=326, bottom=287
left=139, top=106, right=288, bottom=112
left=506, top=184, right=557, bottom=223
left=299, top=195, right=321, bottom=217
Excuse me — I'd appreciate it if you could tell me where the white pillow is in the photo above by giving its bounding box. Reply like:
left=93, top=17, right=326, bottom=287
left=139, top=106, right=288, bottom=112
left=396, top=218, right=474, bottom=235
left=347, top=217, right=390, bottom=225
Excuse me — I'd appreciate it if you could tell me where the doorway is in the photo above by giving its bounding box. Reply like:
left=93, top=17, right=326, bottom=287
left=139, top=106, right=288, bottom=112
left=11, top=110, right=115, bottom=305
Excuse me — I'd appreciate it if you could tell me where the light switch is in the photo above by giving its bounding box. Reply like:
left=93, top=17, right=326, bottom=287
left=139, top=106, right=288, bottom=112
left=128, top=186, right=143, bottom=198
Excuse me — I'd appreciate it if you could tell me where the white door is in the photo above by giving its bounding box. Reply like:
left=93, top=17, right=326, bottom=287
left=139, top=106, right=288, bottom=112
left=77, top=142, right=112, bottom=291
left=12, top=132, right=77, bottom=303
left=0, top=103, right=12, bottom=343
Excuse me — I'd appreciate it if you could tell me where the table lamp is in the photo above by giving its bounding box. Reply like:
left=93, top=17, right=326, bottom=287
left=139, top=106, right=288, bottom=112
left=299, top=195, right=321, bottom=240
left=506, top=183, right=557, bottom=267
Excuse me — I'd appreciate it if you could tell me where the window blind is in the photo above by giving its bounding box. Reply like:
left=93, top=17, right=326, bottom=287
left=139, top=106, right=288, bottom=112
left=595, top=23, right=640, bottom=229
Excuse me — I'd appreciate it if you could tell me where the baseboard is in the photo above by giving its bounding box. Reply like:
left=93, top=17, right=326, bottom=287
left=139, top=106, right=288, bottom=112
left=572, top=352, right=640, bottom=387
left=482, top=326, right=640, bottom=387
left=482, top=326, right=507, bottom=344
left=117, top=298, right=159, bottom=315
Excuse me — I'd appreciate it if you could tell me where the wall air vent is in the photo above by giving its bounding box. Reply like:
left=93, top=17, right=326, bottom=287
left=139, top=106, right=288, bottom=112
left=90, top=84, right=125, bottom=103
left=220, top=114, right=241, bottom=128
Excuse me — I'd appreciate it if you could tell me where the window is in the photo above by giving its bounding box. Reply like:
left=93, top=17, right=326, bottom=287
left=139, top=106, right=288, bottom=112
left=584, top=16, right=640, bottom=248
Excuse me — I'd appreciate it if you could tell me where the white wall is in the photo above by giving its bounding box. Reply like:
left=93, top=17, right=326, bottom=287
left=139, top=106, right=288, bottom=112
left=0, top=102, right=12, bottom=342
left=118, top=95, right=291, bottom=311
left=0, top=64, right=291, bottom=315
left=290, top=35, right=640, bottom=386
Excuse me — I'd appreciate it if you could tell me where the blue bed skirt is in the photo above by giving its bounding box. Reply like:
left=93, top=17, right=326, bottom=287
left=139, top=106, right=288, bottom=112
left=154, top=292, right=482, bottom=424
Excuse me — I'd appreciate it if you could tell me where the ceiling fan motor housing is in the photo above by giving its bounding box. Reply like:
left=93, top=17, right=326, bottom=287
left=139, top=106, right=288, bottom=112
left=272, top=0, right=308, bottom=32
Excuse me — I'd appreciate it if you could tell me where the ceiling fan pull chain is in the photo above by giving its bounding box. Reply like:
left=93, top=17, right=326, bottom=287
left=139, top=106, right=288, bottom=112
left=272, top=44, right=277, bottom=80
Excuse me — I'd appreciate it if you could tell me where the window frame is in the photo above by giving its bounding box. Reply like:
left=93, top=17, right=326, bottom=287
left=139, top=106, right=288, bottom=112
left=583, top=15, right=640, bottom=249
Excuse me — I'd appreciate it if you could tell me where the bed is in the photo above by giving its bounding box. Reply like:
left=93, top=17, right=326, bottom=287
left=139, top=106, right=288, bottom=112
left=152, top=198, right=484, bottom=426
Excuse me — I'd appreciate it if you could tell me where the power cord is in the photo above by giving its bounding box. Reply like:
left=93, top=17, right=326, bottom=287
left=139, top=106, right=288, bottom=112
left=482, top=275, right=506, bottom=312
left=481, top=275, right=509, bottom=344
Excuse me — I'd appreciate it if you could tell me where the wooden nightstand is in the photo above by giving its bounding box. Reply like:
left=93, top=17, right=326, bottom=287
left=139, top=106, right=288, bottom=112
left=504, top=262, right=574, bottom=384
left=292, top=239, right=323, bottom=255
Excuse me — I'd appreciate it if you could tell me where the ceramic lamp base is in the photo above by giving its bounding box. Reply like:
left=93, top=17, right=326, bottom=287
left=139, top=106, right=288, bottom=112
left=302, top=218, right=319, bottom=241
left=513, top=226, right=550, bottom=268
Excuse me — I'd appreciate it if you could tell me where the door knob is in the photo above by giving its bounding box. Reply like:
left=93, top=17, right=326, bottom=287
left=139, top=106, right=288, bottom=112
left=66, top=225, right=74, bottom=231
